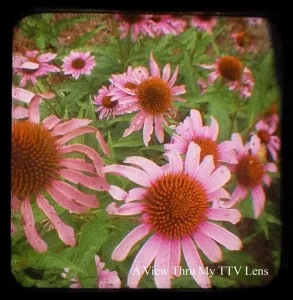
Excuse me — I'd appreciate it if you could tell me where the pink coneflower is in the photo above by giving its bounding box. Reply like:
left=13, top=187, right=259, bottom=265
left=115, top=14, right=154, bottom=41
left=109, top=53, right=186, bottom=146
left=197, top=78, right=208, bottom=94
left=11, top=96, right=110, bottom=252
left=253, top=119, right=280, bottom=161
left=165, top=109, right=237, bottom=166
left=148, top=14, right=186, bottom=36
left=62, top=255, right=121, bottom=288
left=13, top=50, right=60, bottom=87
left=220, top=134, right=278, bottom=218
left=191, top=15, right=218, bottom=34
left=103, top=143, right=242, bottom=288
left=12, top=86, right=55, bottom=120
left=61, top=52, right=96, bottom=80
left=199, top=56, right=255, bottom=99
left=231, top=31, right=255, bottom=53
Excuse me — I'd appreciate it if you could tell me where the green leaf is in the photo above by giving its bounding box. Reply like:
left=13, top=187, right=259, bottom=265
left=263, top=213, right=281, bottom=225
left=139, top=144, right=165, bottom=153
left=78, top=257, right=97, bottom=288
left=35, top=35, right=46, bottom=50
left=212, top=276, right=238, bottom=288
left=112, top=132, right=144, bottom=148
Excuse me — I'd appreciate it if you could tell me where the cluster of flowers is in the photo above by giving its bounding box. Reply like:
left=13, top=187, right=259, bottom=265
left=11, top=14, right=276, bottom=289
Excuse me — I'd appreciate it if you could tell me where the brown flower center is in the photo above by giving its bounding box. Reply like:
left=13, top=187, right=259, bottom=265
left=236, top=32, right=251, bottom=47
left=137, top=78, right=172, bottom=114
left=144, top=172, right=209, bottom=239
left=71, top=58, right=85, bottom=70
left=120, top=14, right=143, bottom=24
left=235, top=154, right=264, bottom=187
left=12, top=121, right=61, bottom=199
left=257, top=130, right=270, bottom=144
left=102, top=95, right=118, bottom=109
left=218, top=56, right=243, bottom=81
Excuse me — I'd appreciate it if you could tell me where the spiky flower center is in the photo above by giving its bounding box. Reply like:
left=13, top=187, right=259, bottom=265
left=21, top=57, right=39, bottom=75
left=120, top=15, right=143, bottom=24
left=258, top=130, right=270, bottom=144
left=137, top=78, right=172, bottom=114
left=71, top=58, right=85, bottom=70
left=218, top=56, right=243, bottom=81
left=235, top=154, right=264, bottom=187
left=144, top=172, right=209, bottom=239
left=190, top=137, right=220, bottom=164
left=236, top=32, right=251, bottom=47
left=102, top=95, right=118, bottom=109
left=12, top=121, right=61, bottom=199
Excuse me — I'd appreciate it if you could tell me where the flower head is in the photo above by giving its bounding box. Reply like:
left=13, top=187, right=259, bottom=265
left=220, top=134, right=278, bottom=218
left=61, top=52, right=96, bottom=80
left=103, top=143, right=242, bottom=288
left=231, top=31, right=255, bottom=53
left=199, top=56, right=255, bottom=98
left=110, top=53, right=186, bottom=146
left=165, top=109, right=237, bottom=166
left=62, top=255, right=121, bottom=288
left=191, top=15, right=217, bottom=34
left=13, top=50, right=60, bottom=87
left=11, top=96, right=110, bottom=252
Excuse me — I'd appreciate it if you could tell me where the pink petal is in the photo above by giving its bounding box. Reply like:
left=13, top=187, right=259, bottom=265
left=143, top=114, right=154, bottom=146
left=52, top=119, right=92, bottom=136
left=70, top=283, right=81, bottom=288
left=168, top=66, right=179, bottom=87
left=28, top=95, right=42, bottom=123
left=58, top=169, right=109, bottom=191
left=265, top=163, right=278, bottom=172
left=60, top=144, right=104, bottom=177
left=181, top=235, right=210, bottom=288
left=162, top=64, right=171, bottom=82
left=164, top=150, right=183, bottom=173
left=150, top=52, right=160, bottom=78
left=262, top=174, right=272, bottom=187
left=220, top=185, right=248, bottom=208
left=256, top=120, right=268, bottom=132
left=171, top=85, right=186, bottom=95
left=96, top=129, right=110, bottom=156
left=47, top=185, right=89, bottom=214
left=196, top=155, right=215, bottom=185
left=205, top=166, right=231, bottom=194
left=123, top=112, right=146, bottom=137
left=218, top=140, right=235, bottom=152
left=207, top=208, right=241, bottom=224
left=125, top=188, right=148, bottom=203
left=209, top=117, right=219, bottom=141
left=169, top=239, right=181, bottom=278
left=50, top=180, right=98, bottom=208
left=154, top=238, right=171, bottom=288
left=208, top=71, right=219, bottom=84
left=250, top=135, right=261, bottom=155
left=267, top=144, right=278, bottom=161
left=251, top=185, right=266, bottom=218
left=112, top=224, right=152, bottom=261
left=108, top=185, right=128, bottom=201
left=11, top=222, right=16, bottom=235
left=43, top=115, right=62, bottom=129
left=154, top=115, right=164, bottom=143
left=102, top=165, right=152, bottom=187
left=185, top=142, right=201, bottom=177
left=124, top=156, right=163, bottom=178
left=38, top=92, right=56, bottom=99
left=36, top=195, right=75, bottom=246
left=218, top=151, right=238, bottom=164
left=20, top=199, right=48, bottom=253
left=12, top=86, right=35, bottom=103
left=190, top=109, right=203, bottom=131
left=12, top=196, right=21, bottom=211
left=127, top=234, right=162, bottom=288
left=57, top=126, right=96, bottom=145
left=37, top=53, right=57, bottom=62
left=60, top=158, right=95, bottom=174
left=198, top=63, right=215, bottom=70
left=199, top=222, right=242, bottom=250
left=208, top=188, right=230, bottom=201
left=193, top=230, right=222, bottom=263
left=98, top=269, right=121, bottom=289
left=231, top=133, right=244, bottom=155
left=106, top=202, right=144, bottom=216
left=270, top=136, right=280, bottom=150
left=12, top=106, right=28, bottom=119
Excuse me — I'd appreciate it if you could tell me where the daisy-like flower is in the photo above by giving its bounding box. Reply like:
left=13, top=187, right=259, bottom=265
left=165, top=109, right=237, bottom=166
left=231, top=31, right=255, bottom=53
left=114, top=14, right=154, bottom=41
left=253, top=119, right=280, bottom=161
left=103, top=143, right=242, bottom=288
left=199, top=56, right=255, bottom=99
left=12, top=86, right=55, bottom=120
left=197, top=78, right=208, bottom=95
left=148, top=14, right=186, bottom=36
left=220, top=134, right=278, bottom=218
left=62, top=255, right=121, bottom=288
left=93, top=84, right=129, bottom=120
left=109, top=53, right=186, bottom=146
left=190, top=15, right=218, bottom=34
left=61, top=52, right=96, bottom=80
left=13, top=50, right=60, bottom=87
left=11, top=96, right=110, bottom=252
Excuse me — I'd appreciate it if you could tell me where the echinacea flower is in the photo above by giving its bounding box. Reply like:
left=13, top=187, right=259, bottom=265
left=93, top=84, right=129, bottom=120
left=12, top=86, right=55, bottom=120
left=13, top=50, right=60, bottom=87
left=231, top=32, right=255, bottom=53
left=61, top=52, right=96, bottom=80
left=114, top=14, right=154, bottom=41
left=109, top=53, right=186, bottom=146
left=191, top=15, right=217, bottom=34
left=62, top=255, right=121, bottom=288
left=11, top=96, right=110, bottom=252
left=220, top=134, right=278, bottom=218
left=199, top=56, right=255, bottom=99
left=253, top=119, right=280, bottom=161
left=103, top=143, right=242, bottom=288
left=165, top=109, right=237, bottom=166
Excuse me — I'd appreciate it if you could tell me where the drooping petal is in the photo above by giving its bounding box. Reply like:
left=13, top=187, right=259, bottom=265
left=265, top=162, right=278, bottom=172
left=169, top=239, right=181, bottom=278
left=154, top=114, right=164, bottom=143
left=43, top=115, right=62, bottom=129
left=208, top=188, right=230, bottom=201
left=96, top=129, right=110, bottom=156
left=52, top=119, right=92, bottom=136
left=12, top=86, right=35, bottom=103
left=57, top=126, right=96, bottom=145
left=143, top=114, right=154, bottom=146
left=205, top=166, right=231, bottom=194
left=106, top=202, right=144, bottom=216
left=28, top=95, right=42, bottom=123
left=125, top=188, right=148, bottom=203
left=195, top=155, right=215, bottom=185
left=262, top=174, right=272, bottom=187
left=108, top=185, right=128, bottom=201
left=220, top=185, right=248, bottom=208
left=207, top=208, right=241, bottom=224
left=12, top=107, right=28, bottom=119
left=60, top=158, right=95, bottom=174
left=251, top=185, right=265, bottom=218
